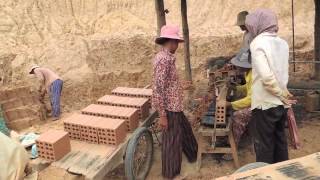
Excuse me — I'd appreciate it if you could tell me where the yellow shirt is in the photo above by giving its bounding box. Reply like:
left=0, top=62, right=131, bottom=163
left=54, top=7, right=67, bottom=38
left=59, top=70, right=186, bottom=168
left=231, top=70, right=252, bottom=110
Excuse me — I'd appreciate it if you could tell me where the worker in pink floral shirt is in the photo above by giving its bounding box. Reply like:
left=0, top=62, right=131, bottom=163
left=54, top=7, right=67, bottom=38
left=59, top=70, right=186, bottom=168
left=152, top=25, right=198, bottom=179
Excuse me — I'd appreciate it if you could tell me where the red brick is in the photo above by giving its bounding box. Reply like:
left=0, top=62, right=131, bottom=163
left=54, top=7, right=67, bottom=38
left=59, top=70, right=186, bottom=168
left=6, top=117, right=36, bottom=130
left=81, top=117, right=99, bottom=144
left=63, top=114, right=88, bottom=140
left=97, top=95, right=149, bottom=120
left=36, top=130, right=71, bottom=161
left=5, top=108, right=38, bottom=122
left=81, top=104, right=139, bottom=131
left=94, top=117, right=127, bottom=145
left=215, top=101, right=226, bottom=124
left=2, top=99, right=24, bottom=110
left=0, top=91, right=7, bottom=102
left=111, top=87, right=152, bottom=99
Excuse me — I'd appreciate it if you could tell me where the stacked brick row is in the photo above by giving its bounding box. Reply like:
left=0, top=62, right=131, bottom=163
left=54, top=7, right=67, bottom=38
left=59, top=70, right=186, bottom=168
left=37, top=87, right=152, bottom=162
left=63, top=114, right=127, bottom=145
left=97, top=95, right=149, bottom=120
left=111, top=87, right=152, bottom=99
left=36, top=130, right=71, bottom=162
left=0, top=86, right=45, bottom=130
left=81, top=104, right=139, bottom=131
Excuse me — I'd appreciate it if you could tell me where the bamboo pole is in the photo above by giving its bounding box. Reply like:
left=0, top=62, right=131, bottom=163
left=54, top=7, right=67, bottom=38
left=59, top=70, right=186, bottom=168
left=181, top=0, right=192, bottom=82
left=315, top=0, right=320, bottom=80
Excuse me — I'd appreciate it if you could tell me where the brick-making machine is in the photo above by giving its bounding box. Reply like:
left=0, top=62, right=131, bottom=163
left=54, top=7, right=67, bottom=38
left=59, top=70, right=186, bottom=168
left=196, top=60, right=243, bottom=169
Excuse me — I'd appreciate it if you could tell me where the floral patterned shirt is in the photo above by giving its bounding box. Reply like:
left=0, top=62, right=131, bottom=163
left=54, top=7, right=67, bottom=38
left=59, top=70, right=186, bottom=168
left=152, top=48, right=183, bottom=116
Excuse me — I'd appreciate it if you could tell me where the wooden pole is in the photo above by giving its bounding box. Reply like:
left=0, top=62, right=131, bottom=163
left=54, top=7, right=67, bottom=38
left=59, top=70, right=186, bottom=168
left=291, top=0, right=296, bottom=72
left=181, top=0, right=192, bottom=82
left=315, top=0, right=320, bottom=80
left=155, top=0, right=166, bottom=35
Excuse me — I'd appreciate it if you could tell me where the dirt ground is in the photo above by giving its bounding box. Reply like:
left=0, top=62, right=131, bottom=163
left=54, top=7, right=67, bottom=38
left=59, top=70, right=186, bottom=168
left=25, top=113, right=320, bottom=180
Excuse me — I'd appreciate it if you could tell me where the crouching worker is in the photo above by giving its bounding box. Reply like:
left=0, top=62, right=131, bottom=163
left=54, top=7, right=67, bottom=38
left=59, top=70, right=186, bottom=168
left=29, top=65, right=63, bottom=120
left=152, top=25, right=198, bottom=179
left=226, top=48, right=252, bottom=146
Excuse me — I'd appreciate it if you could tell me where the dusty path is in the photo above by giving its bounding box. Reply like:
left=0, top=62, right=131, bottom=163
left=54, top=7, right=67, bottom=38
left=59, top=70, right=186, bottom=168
left=34, top=115, right=320, bottom=180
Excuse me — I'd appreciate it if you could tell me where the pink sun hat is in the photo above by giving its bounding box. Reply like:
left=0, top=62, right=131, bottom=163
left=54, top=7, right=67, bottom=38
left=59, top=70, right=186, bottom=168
left=155, top=25, right=184, bottom=44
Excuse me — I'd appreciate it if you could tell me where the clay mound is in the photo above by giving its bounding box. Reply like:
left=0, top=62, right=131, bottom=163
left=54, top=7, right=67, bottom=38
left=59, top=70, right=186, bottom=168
left=0, top=86, right=46, bottom=130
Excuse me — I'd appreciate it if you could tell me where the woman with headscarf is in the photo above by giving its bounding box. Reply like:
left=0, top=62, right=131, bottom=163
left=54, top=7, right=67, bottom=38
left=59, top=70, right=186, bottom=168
left=245, top=9, right=295, bottom=164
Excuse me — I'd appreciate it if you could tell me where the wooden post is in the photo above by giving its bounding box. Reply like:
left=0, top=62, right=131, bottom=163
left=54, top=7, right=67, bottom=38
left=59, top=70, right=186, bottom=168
left=181, top=0, right=192, bottom=82
left=315, top=0, right=320, bottom=80
left=155, top=0, right=166, bottom=35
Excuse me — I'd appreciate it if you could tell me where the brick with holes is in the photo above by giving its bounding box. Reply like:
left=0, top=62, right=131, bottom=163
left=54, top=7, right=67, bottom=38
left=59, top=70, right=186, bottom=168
left=94, top=117, right=127, bottom=145
left=97, top=95, right=149, bottom=120
left=36, top=130, right=71, bottom=162
left=81, top=104, right=139, bottom=131
left=111, top=87, right=152, bottom=99
left=63, top=113, right=88, bottom=140
left=215, top=101, right=227, bottom=125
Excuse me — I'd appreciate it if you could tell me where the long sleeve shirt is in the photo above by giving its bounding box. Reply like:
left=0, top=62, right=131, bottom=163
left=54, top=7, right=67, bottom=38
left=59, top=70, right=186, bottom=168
left=231, top=70, right=252, bottom=110
left=242, top=31, right=252, bottom=49
left=250, top=32, right=289, bottom=110
left=34, top=68, right=61, bottom=92
left=152, top=48, right=183, bottom=117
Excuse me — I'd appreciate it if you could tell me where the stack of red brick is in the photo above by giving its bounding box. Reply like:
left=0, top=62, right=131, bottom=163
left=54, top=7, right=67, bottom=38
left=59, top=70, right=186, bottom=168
left=36, top=130, right=71, bottom=162
left=0, top=87, right=45, bottom=130
left=81, top=104, right=140, bottom=131
left=112, top=87, right=152, bottom=99
left=37, top=87, right=152, bottom=162
left=64, top=87, right=152, bottom=145
left=97, top=95, right=149, bottom=119
left=64, top=114, right=127, bottom=145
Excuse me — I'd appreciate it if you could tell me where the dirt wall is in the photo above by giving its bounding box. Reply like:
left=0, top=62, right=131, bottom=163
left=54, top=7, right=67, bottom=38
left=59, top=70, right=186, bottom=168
left=0, top=0, right=315, bottom=110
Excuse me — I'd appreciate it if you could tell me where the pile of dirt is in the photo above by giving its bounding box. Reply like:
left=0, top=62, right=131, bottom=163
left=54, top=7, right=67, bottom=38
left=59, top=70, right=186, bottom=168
left=0, top=0, right=315, bottom=111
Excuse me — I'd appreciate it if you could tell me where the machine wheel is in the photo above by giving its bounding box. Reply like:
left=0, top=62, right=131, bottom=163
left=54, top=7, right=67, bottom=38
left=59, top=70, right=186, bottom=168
left=125, top=127, right=154, bottom=180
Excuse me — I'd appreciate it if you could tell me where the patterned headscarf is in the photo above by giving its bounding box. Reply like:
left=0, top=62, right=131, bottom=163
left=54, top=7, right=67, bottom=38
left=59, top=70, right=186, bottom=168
left=245, top=9, right=279, bottom=39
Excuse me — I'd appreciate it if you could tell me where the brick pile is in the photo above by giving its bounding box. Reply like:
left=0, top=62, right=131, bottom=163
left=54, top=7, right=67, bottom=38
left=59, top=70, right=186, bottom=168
left=111, top=87, right=152, bottom=99
left=64, top=114, right=127, bottom=145
left=36, top=130, right=71, bottom=161
left=0, top=86, right=45, bottom=130
left=81, top=104, right=139, bottom=131
left=60, top=87, right=152, bottom=151
left=97, top=95, right=149, bottom=119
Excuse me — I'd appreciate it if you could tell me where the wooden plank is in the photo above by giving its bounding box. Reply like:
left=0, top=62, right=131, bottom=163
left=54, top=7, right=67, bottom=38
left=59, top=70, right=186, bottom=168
left=85, top=141, right=128, bottom=180
left=201, top=146, right=232, bottom=154
left=229, top=130, right=240, bottom=168
left=199, top=126, right=230, bottom=137
left=52, top=141, right=115, bottom=173
left=52, top=150, right=82, bottom=170
left=68, top=154, right=103, bottom=175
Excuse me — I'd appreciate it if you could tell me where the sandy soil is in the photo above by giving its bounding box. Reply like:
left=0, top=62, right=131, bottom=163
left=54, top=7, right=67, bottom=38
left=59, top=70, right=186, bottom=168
left=0, top=0, right=316, bottom=111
